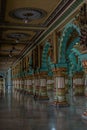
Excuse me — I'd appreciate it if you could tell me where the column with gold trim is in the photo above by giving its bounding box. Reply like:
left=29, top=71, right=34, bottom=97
left=81, top=60, right=87, bottom=119
left=39, top=72, right=49, bottom=100
left=73, top=72, right=84, bottom=96
left=47, top=76, right=54, bottom=91
left=82, top=60, right=87, bottom=96
left=27, top=75, right=33, bottom=95
left=65, top=75, right=69, bottom=94
left=53, top=67, right=68, bottom=106
left=35, top=73, right=40, bottom=97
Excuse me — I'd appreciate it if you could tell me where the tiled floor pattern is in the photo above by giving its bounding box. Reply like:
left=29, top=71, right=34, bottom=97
left=0, top=92, right=87, bottom=130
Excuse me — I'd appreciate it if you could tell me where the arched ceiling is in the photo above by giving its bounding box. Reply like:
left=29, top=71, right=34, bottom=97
left=0, top=0, right=83, bottom=73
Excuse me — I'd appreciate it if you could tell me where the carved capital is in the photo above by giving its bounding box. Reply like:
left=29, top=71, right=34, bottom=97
left=53, top=67, right=67, bottom=77
left=73, top=71, right=84, bottom=78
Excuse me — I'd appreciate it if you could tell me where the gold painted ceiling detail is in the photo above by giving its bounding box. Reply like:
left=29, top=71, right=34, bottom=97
left=0, top=0, right=82, bottom=73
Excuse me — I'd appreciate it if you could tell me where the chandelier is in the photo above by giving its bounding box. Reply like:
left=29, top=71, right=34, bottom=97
left=78, top=2, right=87, bottom=48
left=23, top=12, right=32, bottom=23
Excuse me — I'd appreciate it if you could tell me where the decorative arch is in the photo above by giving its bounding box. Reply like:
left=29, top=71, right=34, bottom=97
left=68, top=53, right=77, bottom=74
left=72, top=48, right=83, bottom=71
left=68, top=47, right=83, bottom=74
left=66, top=37, right=80, bottom=56
left=71, top=48, right=81, bottom=57
left=59, top=23, right=81, bottom=63
left=41, top=41, right=53, bottom=72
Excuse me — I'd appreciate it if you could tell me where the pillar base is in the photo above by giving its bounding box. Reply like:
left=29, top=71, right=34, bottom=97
left=65, top=85, right=69, bottom=94
left=74, top=93, right=84, bottom=96
left=47, top=84, right=53, bottom=91
left=74, top=85, right=84, bottom=96
left=27, top=91, right=33, bottom=95
left=53, top=101, right=69, bottom=107
left=38, top=95, right=49, bottom=100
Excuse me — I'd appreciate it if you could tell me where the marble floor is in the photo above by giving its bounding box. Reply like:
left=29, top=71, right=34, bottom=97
left=0, top=92, right=87, bottom=130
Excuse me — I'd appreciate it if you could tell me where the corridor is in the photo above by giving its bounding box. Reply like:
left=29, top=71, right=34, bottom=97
left=0, top=93, right=87, bottom=130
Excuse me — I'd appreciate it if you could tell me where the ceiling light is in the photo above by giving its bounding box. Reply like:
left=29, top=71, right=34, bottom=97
left=9, top=50, right=13, bottom=58
left=23, top=12, right=32, bottom=23
left=16, top=38, right=19, bottom=43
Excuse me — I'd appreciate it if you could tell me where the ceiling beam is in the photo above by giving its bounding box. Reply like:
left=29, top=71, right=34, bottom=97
left=0, top=24, right=47, bottom=30
left=0, top=40, right=25, bottom=44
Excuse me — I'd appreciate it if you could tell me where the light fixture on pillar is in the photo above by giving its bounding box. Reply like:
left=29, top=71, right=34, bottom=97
left=78, top=1, right=87, bottom=48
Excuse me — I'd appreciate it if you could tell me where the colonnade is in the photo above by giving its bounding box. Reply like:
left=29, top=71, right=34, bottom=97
left=12, top=66, right=86, bottom=107
left=11, top=21, right=87, bottom=107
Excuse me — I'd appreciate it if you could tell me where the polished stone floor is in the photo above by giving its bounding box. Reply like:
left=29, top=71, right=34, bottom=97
left=0, top=92, right=87, bottom=130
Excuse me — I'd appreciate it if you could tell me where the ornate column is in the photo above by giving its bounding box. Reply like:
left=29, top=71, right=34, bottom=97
left=39, top=72, right=49, bottom=100
left=15, top=79, right=17, bottom=91
left=65, top=75, right=69, bottom=94
left=47, top=76, right=54, bottom=91
left=81, top=60, right=87, bottom=119
left=18, top=78, right=20, bottom=92
left=25, top=77, right=28, bottom=94
left=23, top=77, right=26, bottom=94
left=53, top=67, right=68, bottom=107
left=15, top=78, right=18, bottom=96
left=0, top=78, right=4, bottom=96
left=14, top=79, right=16, bottom=92
left=85, top=73, right=87, bottom=96
left=73, top=72, right=84, bottom=96
left=12, top=79, right=15, bottom=93
left=82, top=60, right=87, bottom=96
left=32, top=74, right=36, bottom=95
left=19, top=78, right=22, bottom=93
left=16, top=79, right=18, bottom=91
left=27, top=75, right=33, bottom=95
left=34, top=73, right=40, bottom=96
left=21, top=78, right=24, bottom=94
left=19, top=78, right=21, bottom=91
